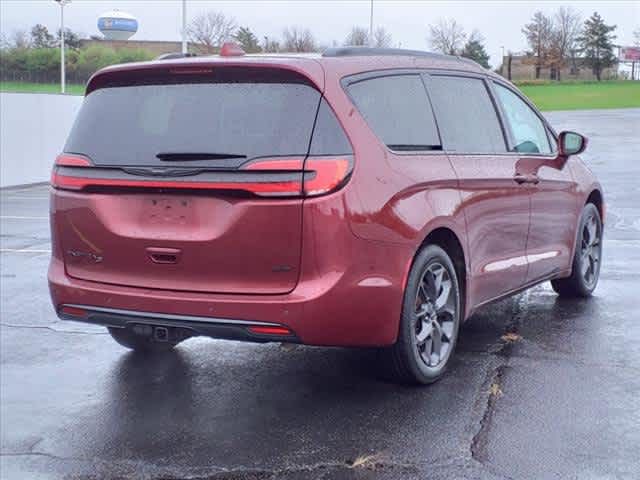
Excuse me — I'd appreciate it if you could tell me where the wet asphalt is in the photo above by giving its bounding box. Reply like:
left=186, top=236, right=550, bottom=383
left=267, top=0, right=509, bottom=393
left=1, top=109, right=639, bottom=480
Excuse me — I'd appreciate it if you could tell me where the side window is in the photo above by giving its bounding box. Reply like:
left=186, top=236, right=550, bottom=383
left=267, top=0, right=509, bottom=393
left=428, top=75, right=506, bottom=154
left=494, top=84, right=552, bottom=154
left=310, top=99, right=353, bottom=155
left=348, top=75, right=441, bottom=150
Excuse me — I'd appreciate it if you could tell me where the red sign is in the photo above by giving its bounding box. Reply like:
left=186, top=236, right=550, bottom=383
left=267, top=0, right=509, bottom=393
left=620, top=47, right=640, bottom=61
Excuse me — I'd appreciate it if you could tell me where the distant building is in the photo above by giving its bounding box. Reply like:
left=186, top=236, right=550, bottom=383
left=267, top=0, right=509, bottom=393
left=79, top=39, right=205, bottom=57
left=500, top=54, right=617, bottom=81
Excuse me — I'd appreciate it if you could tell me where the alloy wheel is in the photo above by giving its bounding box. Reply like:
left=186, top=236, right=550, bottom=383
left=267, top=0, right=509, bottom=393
left=414, top=263, right=457, bottom=367
left=580, top=214, right=601, bottom=288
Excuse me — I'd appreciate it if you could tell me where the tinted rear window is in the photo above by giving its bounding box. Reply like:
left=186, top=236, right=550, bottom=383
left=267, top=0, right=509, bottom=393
left=65, top=74, right=322, bottom=167
left=347, top=75, right=441, bottom=150
left=428, top=76, right=506, bottom=153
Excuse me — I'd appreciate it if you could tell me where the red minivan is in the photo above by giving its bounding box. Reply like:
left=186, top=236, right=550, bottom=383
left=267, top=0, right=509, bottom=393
left=49, top=46, right=603, bottom=384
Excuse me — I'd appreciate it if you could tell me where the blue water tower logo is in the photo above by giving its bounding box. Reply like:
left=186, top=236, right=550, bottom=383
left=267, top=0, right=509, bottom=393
left=98, top=10, right=138, bottom=40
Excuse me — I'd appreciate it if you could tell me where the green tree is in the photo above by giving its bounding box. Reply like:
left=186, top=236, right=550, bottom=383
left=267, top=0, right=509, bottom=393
left=234, top=26, right=261, bottom=53
left=30, top=24, right=56, bottom=48
left=461, top=32, right=490, bottom=68
left=76, top=45, right=118, bottom=79
left=57, top=28, right=84, bottom=50
left=577, top=12, right=617, bottom=81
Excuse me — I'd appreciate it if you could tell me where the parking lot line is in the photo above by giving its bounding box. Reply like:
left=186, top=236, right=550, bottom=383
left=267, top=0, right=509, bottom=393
left=0, top=248, right=51, bottom=253
left=0, top=196, right=49, bottom=200
left=0, top=216, right=48, bottom=220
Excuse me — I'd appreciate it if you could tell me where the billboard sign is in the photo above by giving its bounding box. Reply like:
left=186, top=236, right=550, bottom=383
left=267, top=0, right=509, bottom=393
left=620, top=47, right=640, bottom=62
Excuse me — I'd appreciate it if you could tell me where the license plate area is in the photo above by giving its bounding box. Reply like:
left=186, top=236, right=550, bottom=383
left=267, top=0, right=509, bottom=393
left=146, top=197, right=193, bottom=225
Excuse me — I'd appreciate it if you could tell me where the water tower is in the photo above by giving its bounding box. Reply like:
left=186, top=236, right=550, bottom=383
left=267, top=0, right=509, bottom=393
left=98, top=10, right=138, bottom=40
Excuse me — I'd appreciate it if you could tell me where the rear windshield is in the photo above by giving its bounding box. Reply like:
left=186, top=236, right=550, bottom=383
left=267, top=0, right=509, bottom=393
left=65, top=72, right=322, bottom=167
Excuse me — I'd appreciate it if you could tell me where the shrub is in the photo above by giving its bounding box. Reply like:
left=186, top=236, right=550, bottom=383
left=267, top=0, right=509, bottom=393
left=0, top=45, right=155, bottom=84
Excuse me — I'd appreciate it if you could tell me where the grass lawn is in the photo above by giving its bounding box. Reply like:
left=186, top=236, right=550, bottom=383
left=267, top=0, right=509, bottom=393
left=2, top=80, right=639, bottom=111
left=519, top=81, right=640, bottom=111
left=0, top=81, right=85, bottom=96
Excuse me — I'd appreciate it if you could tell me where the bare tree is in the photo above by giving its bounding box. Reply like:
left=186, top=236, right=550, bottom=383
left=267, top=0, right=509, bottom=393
left=428, top=19, right=466, bottom=55
left=262, top=36, right=280, bottom=53
left=187, top=11, right=237, bottom=53
left=373, top=26, right=393, bottom=48
left=548, top=7, right=582, bottom=80
left=282, top=27, right=317, bottom=52
left=11, top=29, right=31, bottom=49
left=344, top=26, right=368, bottom=46
left=634, top=27, right=640, bottom=46
left=522, top=11, right=553, bottom=79
left=0, top=32, right=10, bottom=49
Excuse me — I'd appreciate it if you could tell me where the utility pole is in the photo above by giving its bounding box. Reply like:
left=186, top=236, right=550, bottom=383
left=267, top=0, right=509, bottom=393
left=54, top=0, right=71, bottom=94
left=181, top=0, right=187, bottom=54
left=369, top=0, right=374, bottom=47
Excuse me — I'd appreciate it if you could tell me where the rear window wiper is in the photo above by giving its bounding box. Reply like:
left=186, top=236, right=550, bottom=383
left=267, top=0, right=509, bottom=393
left=386, top=144, right=443, bottom=151
left=156, top=152, right=247, bottom=161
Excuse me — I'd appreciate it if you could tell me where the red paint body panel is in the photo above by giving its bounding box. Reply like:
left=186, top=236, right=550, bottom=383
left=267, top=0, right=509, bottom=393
left=48, top=53, right=603, bottom=346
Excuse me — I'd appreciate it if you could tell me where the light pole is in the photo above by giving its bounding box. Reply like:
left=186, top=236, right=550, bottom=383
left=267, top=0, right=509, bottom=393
left=181, top=0, right=187, bottom=54
left=54, top=0, right=71, bottom=94
left=368, top=0, right=374, bottom=47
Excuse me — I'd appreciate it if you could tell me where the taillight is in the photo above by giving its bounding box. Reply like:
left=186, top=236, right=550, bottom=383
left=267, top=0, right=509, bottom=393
left=51, top=153, right=352, bottom=197
left=246, top=156, right=352, bottom=197
left=54, top=154, right=92, bottom=167
left=303, top=157, right=351, bottom=196
left=51, top=154, right=92, bottom=190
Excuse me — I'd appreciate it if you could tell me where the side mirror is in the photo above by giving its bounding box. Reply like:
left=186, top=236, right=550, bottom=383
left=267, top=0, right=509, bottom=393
left=559, top=131, right=587, bottom=157
left=555, top=131, right=587, bottom=169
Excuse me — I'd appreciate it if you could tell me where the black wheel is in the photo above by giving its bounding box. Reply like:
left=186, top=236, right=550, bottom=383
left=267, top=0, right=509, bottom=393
left=551, top=203, right=602, bottom=298
left=384, top=245, right=461, bottom=385
left=108, top=327, right=179, bottom=352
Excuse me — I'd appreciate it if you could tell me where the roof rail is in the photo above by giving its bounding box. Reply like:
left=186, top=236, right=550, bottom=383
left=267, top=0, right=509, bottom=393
left=155, top=52, right=198, bottom=61
left=322, top=47, right=448, bottom=59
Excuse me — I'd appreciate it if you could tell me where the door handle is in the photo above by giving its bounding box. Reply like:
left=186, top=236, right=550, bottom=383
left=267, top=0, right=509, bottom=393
left=514, top=174, right=540, bottom=185
left=147, top=247, right=181, bottom=264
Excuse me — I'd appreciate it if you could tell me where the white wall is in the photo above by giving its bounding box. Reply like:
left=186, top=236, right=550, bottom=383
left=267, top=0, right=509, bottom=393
left=0, top=92, right=84, bottom=188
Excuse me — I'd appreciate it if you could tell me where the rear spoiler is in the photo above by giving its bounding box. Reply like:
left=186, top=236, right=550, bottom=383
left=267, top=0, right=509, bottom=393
left=85, top=57, right=325, bottom=95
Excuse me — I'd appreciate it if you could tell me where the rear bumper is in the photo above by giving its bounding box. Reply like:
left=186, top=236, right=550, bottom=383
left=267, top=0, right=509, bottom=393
left=49, top=238, right=413, bottom=347
left=58, top=303, right=300, bottom=343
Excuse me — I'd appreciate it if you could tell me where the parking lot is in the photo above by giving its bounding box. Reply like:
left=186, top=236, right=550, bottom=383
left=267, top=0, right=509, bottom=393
left=1, top=109, right=639, bottom=480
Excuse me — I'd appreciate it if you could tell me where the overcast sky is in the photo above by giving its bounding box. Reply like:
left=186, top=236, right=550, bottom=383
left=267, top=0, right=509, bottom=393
left=1, top=1, right=638, bottom=68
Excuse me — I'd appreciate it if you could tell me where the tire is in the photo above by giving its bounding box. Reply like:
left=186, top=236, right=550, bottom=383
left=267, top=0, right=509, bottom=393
left=383, top=244, right=462, bottom=385
left=108, top=327, right=179, bottom=352
left=551, top=203, right=602, bottom=298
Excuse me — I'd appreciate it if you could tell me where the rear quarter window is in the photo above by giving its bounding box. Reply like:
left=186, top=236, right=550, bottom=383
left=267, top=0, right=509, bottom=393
left=347, top=74, right=441, bottom=150
left=310, top=99, right=352, bottom=155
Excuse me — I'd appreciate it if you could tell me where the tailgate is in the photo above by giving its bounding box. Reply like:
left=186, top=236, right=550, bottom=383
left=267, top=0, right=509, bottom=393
left=53, top=64, right=322, bottom=295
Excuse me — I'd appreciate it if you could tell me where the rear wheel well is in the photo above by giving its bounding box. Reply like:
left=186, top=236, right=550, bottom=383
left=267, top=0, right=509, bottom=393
left=586, top=189, right=603, bottom=220
left=420, top=228, right=467, bottom=314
